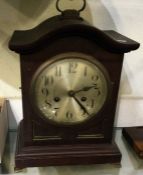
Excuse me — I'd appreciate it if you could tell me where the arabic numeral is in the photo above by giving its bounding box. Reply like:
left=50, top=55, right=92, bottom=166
left=86, top=99, right=95, bottom=108
left=55, top=66, right=62, bottom=77
left=97, top=90, right=101, bottom=96
left=92, top=75, right=99, bottom=82
left=84, top=67, right=88, bottom=76
left=69, top=62, right=78, bottom=73
left=43, top=76, right=54, bottom=85
left=66, top=112, right=73, bottom=120
left=41, top=87, right=49, bottom=96
left=91, top=99, right=95, bottom=108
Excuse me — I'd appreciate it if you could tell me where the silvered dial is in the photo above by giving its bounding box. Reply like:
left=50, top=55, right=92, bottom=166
left=31, top=53, right=109, bottom=125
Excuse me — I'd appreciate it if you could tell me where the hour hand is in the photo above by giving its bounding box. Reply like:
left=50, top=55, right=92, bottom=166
left=74, top=84, right=98, bottom=94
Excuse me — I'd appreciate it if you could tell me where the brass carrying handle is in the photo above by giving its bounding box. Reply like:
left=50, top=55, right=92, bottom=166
left=56, top=0, right=86, bottom=13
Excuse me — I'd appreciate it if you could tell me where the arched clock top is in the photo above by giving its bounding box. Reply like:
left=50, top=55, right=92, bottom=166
left=9, top=10, right=140, bottom=54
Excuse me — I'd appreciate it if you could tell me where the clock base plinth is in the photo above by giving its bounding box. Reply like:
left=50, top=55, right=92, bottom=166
left=122, top=127, right=143, bottom=158
left=15, top=122, right=121, bottom=169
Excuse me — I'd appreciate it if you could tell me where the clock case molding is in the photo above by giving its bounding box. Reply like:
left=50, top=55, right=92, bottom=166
left=9, top=10, right=140, bottom=169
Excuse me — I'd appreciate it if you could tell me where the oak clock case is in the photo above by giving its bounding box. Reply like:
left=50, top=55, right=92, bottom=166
left=9, top=7, right=140, bottom=169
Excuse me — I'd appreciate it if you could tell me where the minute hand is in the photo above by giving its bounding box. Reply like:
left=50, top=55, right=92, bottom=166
left=72, top=95, right=90, bottom=115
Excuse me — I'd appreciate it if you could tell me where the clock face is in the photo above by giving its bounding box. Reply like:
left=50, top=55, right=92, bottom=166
left=31, top=53, right=110, bottom=125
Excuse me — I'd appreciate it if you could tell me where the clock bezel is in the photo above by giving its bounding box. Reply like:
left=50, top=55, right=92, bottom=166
left=30, top=52, right=112, bottom=127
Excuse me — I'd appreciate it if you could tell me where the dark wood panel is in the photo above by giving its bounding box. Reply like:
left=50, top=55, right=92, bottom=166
left=15, top=121, right=121, bottom=169
left=122, top=127, right=143, bottom=158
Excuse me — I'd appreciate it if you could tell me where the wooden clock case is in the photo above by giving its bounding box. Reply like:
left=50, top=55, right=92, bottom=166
left=9, top=10, right=140, bottom=169
left=122, top=127, right=143, bottom=158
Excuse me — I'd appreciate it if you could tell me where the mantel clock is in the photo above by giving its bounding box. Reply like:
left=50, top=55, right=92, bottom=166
left=9, top=0, right=140, bottom=169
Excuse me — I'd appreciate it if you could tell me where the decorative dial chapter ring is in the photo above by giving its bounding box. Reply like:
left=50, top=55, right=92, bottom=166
left=31, top=53, right=110, bottom=125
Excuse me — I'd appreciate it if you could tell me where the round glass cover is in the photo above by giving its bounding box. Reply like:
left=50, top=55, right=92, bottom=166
left=31, top=53, right=110, bottom=125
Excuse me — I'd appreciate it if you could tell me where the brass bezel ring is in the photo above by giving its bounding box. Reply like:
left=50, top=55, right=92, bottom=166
left=56, top=0, right=86, bottom=13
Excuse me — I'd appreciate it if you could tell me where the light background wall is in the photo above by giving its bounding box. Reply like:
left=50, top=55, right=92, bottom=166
left=0, top=0, right=143, bottom=127
left=0, top=0, right=142, bottom=98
